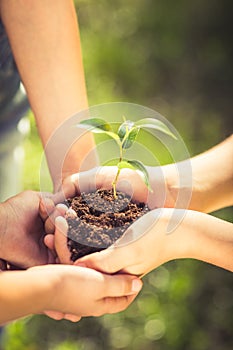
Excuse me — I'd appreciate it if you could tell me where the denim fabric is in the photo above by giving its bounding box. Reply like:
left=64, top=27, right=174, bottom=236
left=0, top=20, right=30, bottom=200
left=0, top=19, right=29, bottom=133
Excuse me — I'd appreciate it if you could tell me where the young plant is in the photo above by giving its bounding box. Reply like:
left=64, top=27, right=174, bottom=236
left=78, top=117, right=176, bottom=198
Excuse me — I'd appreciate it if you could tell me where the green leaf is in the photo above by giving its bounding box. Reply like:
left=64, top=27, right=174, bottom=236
left=79, top=118, right=112, bottom=132
left=122, top=127, right=140, bottom=149
left=103, top=158, right=119, bottom=166
left=117, top=159, right=153, bottom=192
left=135, top=118, right=177, bottom=139
left=104, top=131, right=121, bottom=144
left=117, top=160, right=136, bottom=170
left=78, top=118, right=120, bottom=144
left=118, top=120, right=140, bottom=149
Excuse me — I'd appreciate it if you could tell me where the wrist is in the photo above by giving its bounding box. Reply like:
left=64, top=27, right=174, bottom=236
left=144, top=209, right=195, bottom=268
left=0, top=268, right=59, bottom=324
left=161, top=162, right=192, bottom=209
left=26, top=265, right=63, bottom=313
left=159, top=209, right=197, bottom=263
left=162, top=162, right=209, bottom=212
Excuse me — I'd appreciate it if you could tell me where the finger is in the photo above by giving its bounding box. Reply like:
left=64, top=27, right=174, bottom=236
left=100, top=274, right=143, bottom=298
left=44, top=235, right=57, bottom=263
left=54, top=216, right=72, bottom=264
left=39, top=197, right=55, bottom=220
left=44, top=234, right=55, bottom=251
left=61, top=175, right=78, bottom=199
left=62, top=167, right=106, bottom=197
left=45, top=204, right=68, bottom=234
left=44, top=310, right=65, bottom=320
left=97, top=294, right=138, bottom=316
left=63, top=314, right=82, bottom=322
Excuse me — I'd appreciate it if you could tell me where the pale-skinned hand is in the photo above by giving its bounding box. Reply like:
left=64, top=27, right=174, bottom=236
left=61, top=165, right=177, bottom=209
left=0, top=264, right=142, bottom=325
left=75, top=209, right=233, bottom=275
left=28, top=264, right=143, bottom=318
left=49, top=208, right=182, bottom=275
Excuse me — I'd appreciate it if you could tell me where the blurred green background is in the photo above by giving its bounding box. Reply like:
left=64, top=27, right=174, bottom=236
left=2, top=0, right=233, bottom=349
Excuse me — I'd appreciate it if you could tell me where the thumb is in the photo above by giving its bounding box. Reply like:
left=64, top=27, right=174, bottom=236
left=55, top=216, right=72, bottom=264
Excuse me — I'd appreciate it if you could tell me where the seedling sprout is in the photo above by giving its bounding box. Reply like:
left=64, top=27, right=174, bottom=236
left=78, top=117, right=176, bottom=198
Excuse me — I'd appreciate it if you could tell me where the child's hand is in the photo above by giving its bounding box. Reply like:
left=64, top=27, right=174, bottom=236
left=47, top=207, right=184, bottom=274
left=0, top=263, right=142, bottom=324
left=75, top=209, right=233, bottom=275
left=61, top=165, right=177, bottom=209
left=74, top=208, right=177, bottom=276
left=28, top=264, right=143, bottom=318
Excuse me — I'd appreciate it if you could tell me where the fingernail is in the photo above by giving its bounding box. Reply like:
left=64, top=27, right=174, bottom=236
left=131, top=279, right=143, bottom=293
left=65, top=208, right=77, bottom=219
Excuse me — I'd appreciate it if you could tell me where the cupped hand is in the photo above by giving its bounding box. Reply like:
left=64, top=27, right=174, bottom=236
left=48, top=207, right=184, bottom=276
left=74, top=208, right=189, bottom=277
left=42, top=214, right=143, bottom=322
left=29, top=264, right=143, bottom=318
left=0, top=191, right=54, bottom=268
left=61, top=165, right=176, bottom=209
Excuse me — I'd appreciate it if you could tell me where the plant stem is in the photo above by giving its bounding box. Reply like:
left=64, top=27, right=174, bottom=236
left=112, top=144, right=123, bottom=199
left=112, top=167, right=121, bottom=199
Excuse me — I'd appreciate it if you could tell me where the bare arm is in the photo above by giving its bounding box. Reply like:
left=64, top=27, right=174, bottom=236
left=0, top=265, right=142, bottom=325
left=0, top=269, right=52, bottom=324
left=164, top=135, right=233, bottom=212
left=0, top=0, right=97, bottom=190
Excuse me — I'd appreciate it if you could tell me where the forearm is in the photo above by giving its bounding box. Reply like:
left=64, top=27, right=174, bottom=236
left=163, top=135, right=233, bottom=212
left=0, top=0, right=97, bottom=188
left=166, top=210, right=233, bottom=272
left=0, top=269, right=52, bottom=325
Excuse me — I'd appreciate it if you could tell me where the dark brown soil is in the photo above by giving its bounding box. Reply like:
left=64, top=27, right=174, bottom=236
left=65, top=189, right=149, bottom=261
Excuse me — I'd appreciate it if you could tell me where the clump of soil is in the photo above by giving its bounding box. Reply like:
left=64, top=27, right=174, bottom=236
left=65, top=189, right=149, bottom=261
